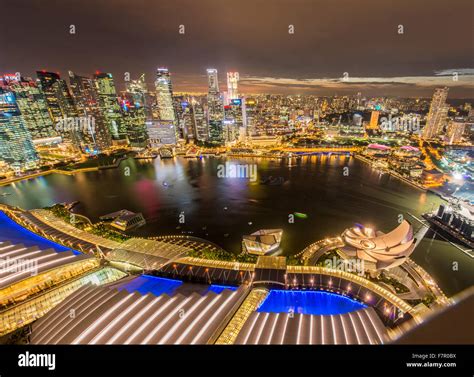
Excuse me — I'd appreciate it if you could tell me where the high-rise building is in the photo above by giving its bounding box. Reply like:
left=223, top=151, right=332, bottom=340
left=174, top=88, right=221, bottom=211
left=207, top=68, right=219, bottom=93
left=191, top=99, right=207, bottom=142
left=422, top=87, right=449, bottom=140
left=206, top=69, right=224, bottom=144
left=446, top=120, right=465, bottom=145
left=226, top=72, right=239, bottom=102
left=245, top=98, right=257, bottom=136
left=182, top=104, right=195, bottom=142
left=155, top=68, right=177, bottom=123
left=37, top=70, right=80, bottom=146
left=1, top=75, right=56, bottom=141
left=69, top=71, right=112, bottom=152
left=0, top=88, right=39, bottom=170
left=223, top=99, right=244, bottom=143
left=36, top=71, right=65, bottom=124
left=93, top=72, right=126, bottom=143
left=122, top=74, right=149, bottom=148
left=368, top=110, right=380, bottom=129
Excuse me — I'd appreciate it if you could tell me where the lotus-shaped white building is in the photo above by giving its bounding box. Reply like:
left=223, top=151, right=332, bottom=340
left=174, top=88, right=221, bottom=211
left=340, top=220, right=415, bottom=271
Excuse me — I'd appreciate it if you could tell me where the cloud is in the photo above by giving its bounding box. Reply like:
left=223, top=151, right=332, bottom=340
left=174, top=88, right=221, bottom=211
left=240, top=71, right=474, bottom=90
left=434, top=68, right=474, bottom=76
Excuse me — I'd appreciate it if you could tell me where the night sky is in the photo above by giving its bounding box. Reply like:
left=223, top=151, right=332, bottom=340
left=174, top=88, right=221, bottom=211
left=1, top=0, right=473, bottom=97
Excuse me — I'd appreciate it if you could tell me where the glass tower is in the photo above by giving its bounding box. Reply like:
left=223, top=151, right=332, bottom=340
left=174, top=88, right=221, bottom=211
left=0, top=88, right=39, bottom=170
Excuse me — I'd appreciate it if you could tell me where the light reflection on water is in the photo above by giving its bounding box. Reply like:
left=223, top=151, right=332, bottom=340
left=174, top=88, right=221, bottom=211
left=0, top=156, right=472, bottom=296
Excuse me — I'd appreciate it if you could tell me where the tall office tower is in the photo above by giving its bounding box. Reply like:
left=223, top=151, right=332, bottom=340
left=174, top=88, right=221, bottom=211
left=122, top=74, right=149, bottom=147
left=355, top=92, right=362, bottom=109
left=93, top=72, right=126, bottom=143
left=173, top=95, right=187, bottom=139
left=368, top=110, right=380, bottom=129
left=191, top=99, right=207, bottom=142
left=245, top=98, right=257, bottom=136
left=422, top=87, right=449, bottom=140
left=36, top=71, right=80, bottom=146
left=69, top=71, right=95, bottom=116
left=206, top=69, right=224, bottom=144
left=1, top=75, right=56, bottom=140
left=223, top=98, right=244, bottom=143
left=207, top=68, right=219, bottom=93
left=56, top=78, right=78, bottom=119
left=143, top=91, right=159, bottom=120
left=0, top=88, right=39, bottom=170
left=182, top=105, right=195, bottom=141
left=36, top=71, right=65, bottom=124
left=155, top=68, right=177, bottom=123
left=69, top=71, right=112, bottom=152
left=446, top=120, right=466, bottom=145
left=226, top=72, right=239, bottom=102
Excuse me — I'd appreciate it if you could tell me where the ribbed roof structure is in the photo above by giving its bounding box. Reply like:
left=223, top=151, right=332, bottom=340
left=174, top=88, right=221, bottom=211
left=31, top=284, right=247, bottom=344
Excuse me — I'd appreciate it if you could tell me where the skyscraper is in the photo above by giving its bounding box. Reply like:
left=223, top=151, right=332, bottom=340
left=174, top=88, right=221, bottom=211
left=122, top=74, right=149, bottom=148
left=36, top=71, right=77, bottom=121
left=69, top=71, right=112, bottom=152
left=226, top=72, right=239, bottom=102
left=245, top=98, right=257, bottom=137
left=1, top=75, right=56, bottom=141
left=191, top=99, right=209, bottom=142
left=223, top=99, right=244, bottom=143
left=0, top=88, right=39, bottom=170
left=368, top=110, right=380, bottom=130
left=206, top=69, right=224, bottom=144
left=446, top=120, right=465, bottom=145
left=93, top=72, right=126, bottom=142
left=36, top=71, right=65, bottom=124
left=155, top=68, right=177, bottom=123
left=207, top=68, right=219, bottom=93
left=422, top=87, right=449, bottom=140
left=37, top=70, right=79, bottom=146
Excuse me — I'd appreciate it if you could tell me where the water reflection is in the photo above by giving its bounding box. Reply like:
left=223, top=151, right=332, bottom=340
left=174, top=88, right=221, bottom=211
left=0, top=156, right=472, bottom=295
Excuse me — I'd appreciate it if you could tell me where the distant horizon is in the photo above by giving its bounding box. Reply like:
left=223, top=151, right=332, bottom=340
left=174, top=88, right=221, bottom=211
left=2, top=68, right=474, bottom=101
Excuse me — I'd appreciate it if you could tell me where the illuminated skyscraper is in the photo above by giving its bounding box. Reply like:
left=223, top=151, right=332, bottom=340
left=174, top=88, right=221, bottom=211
left=226, top=72, right=239, bottom=101
left=1, top=75, right=56, bottom=140
left=422, top=87, right=449, bottom=140
left=223, top=99, right=244, bottom=143
left=0, top=88, right=38, bottom=170
left=206, top=69, right=224, bottom=144
left=155, top=68, right=177, bottom=123
left=245, top=98, right=257, bottom=136
left=369, top=110, right=380, bottom=129
left=37, top=71, right=79, bottom=146
left=122, top=74, right=149, bottom=147
left=36, top=71, right=65, bottom=124
left=191, top=99, right=207, bottom=142
left=36, top=71, right=77, bottom=122
left=69, top=71, right=112, bottom=152
left=446, top=120, right=465, bottom=144
left=93, top=72, right=126, bottom=142
left=207, top=68, right=219, bottom=93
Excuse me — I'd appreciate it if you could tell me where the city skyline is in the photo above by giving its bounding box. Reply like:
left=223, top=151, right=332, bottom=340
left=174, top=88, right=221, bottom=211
left=1, top=0, right=473, bottom=98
